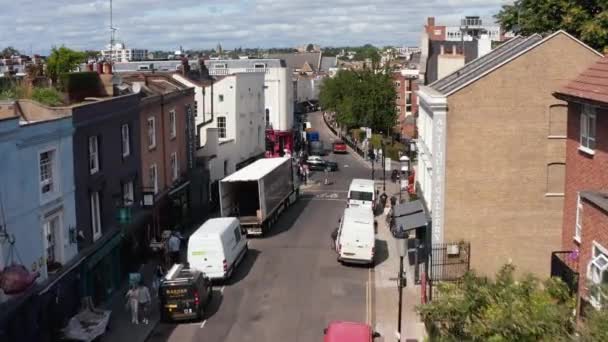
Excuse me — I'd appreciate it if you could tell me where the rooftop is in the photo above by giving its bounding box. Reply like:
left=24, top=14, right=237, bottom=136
left=267, top=52, right=321, bottom=71
left=580, top=191, right=608, bottom=213
left=221, top=157, right=290, bottom=182
left=204, top=59, right=286, bottom=69
left=555, top=56, right=608, bottom=104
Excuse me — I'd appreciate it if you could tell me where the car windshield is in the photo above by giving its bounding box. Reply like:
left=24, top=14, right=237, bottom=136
left=349, top=191, right=373, bottom=201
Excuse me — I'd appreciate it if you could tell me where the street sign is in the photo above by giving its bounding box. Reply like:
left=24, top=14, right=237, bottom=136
left=385, top=157, right=391, bottom=171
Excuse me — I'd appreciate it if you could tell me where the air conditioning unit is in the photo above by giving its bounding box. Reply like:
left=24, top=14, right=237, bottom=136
left=447, top=244, right=460, bottom=256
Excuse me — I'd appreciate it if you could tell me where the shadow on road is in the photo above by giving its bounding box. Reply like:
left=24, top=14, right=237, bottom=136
left=373, top=239, right=389, bottom=267
left=224, top=248, right=260, bottom=286
left=203, top=288, right=224, bottom=320
left=262, top=198, right=309, bottom=239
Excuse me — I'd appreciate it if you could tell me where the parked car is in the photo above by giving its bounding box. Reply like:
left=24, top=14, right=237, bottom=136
left=333, top=140, right=347, bottom=154
left=309, top=140, right=325, bottom=155
left=323, top=321, right=381, bottom=342
left=307, top=156, right=338, bottom=171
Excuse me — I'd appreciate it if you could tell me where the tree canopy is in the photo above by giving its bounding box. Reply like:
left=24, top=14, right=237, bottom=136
left=46, top=46, right=86, bottom=84
left=319, top=69, right=396, bottom=134
left=495, top=0, right=608, bottom=52
left=1, top=46, right=20, bottom=58
left=417, top=265, right=575, bottom=341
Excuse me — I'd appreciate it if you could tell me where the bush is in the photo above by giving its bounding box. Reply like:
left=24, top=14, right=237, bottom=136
left=32, top=87, right=64, bottom=106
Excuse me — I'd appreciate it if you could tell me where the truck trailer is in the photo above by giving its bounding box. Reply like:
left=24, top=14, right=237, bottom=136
left=219, top=157, right=299, bottom=236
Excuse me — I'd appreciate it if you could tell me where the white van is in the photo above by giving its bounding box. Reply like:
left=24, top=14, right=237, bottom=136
left=187, top=217, right=248, bottom=281
left=336, top=207, right=375, bottom=265
left=347, top=179, right=376, bottom=209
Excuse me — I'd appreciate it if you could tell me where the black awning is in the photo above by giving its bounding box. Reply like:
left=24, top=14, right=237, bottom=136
left=393, top=200, right=424, bottom=218
left=394, top=211, right=428, bottom=232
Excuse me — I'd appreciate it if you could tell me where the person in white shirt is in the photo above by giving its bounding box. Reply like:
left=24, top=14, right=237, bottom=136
left=167, top=233, right=181, bottom=265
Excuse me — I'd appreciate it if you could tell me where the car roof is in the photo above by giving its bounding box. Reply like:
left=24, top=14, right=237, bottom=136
left=325, top=321, right=371, bottom=341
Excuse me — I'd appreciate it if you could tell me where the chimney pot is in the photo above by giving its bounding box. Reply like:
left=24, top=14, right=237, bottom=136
left=428, top=17, right=435, bottom=27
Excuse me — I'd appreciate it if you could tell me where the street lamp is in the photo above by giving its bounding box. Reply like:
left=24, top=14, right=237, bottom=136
left=395, top=238, right=407, bottom=342
left=381, top=141, right=386, bottom=192
left=399, top=155, right=410, bottom=204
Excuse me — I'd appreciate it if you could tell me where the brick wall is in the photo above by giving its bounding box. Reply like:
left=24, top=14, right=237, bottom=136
left=562, top=105, right=608, bottom=251
left=577, top=198, right=608, bottom=305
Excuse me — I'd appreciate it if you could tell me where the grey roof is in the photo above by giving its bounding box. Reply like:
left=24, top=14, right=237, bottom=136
left=267, top=52, right=321, bottom=71
left=431, top=35, right=543, bottom=95
left=426, top=40, right=478, bottom=84
left=410, top=52, right=421, bottom=65
left=112, top=60, right=195, bottom=73
left=392, top=200, right=424, bottom=218
left=580, top=191, right=608, bottom=213
left=320, top=56, right=337, bottom=72
left=394, top=212, right=428, bottom=231
left=204, top=59, right=286, bottom=69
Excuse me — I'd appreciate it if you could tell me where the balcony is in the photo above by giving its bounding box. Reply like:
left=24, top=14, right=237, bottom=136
left=551, top=251, right=579, bottom=294
left=245, top=68, right=269, bottom=74
left=209, top=68, right=229, bottom=76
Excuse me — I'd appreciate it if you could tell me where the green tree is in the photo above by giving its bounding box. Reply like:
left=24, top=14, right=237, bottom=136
left=417, top=265, right=575, bottom=341
left=579, top=284, right=608, bottom=342
left=31, top=87, right=63, bottom=106
left=46, top=46, right=86, bottom=84
left=495, top=0, right=608, bottom=52
left=306, top=43, right=315, bottom=52
left=1, top=46, right=20, bottom=57
left=319, top=69, right=396, bottom=133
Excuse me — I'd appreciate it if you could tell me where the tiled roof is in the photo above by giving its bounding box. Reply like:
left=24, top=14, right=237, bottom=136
left=431, top=35, right=543, bottom=95
left=204, top=59, right=285, bottom=69
left=556, top=57, right=608, bottom=104
left=320, top=56, right=337, bottom=72
left=267, top=52, right=321, bottom=71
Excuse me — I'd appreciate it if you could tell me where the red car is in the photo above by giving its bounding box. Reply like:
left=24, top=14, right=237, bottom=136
left=323, top=321, right=381, bottom=342
left=333, top=140, right=347, bottom=154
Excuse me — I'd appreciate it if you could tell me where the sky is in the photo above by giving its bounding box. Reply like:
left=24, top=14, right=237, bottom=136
left=1, top=0, right=512, bottom=55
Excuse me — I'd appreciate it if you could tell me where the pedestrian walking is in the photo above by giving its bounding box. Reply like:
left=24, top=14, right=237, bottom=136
left=167, top=232, right=181, bottom=266
left=137, top=282, right=152, bottom=325
left=152, top=264, right=165, bottom=297
left=125, top=285, right=140, bottom=324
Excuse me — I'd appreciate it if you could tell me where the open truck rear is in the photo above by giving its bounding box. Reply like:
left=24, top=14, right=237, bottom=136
left=219, top=157, right=299, bottom=236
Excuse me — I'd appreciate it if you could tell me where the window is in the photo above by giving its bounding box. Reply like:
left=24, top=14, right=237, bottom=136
left=214, top=63, right=227, bottom=69
left=396, top=107, right=401, bottom=113
left=575, top=194, right=583, bottom=242
left=548, top=104, right=567, bottom=137
left=546, top=163, right=565, bottom=196
left=397, top=94, right=401, bottom=100
left=123, top=181, right=134, bottom=206
left=219, top=94, right=224, bottom=102
left=217, top=116, right=227, bottom=138
left=394, top=81, right=401, bottom=87
left=149, top=164, right=158, bottom=194
left=194, top=101, right=198, bottom=117
left=147, top=117, right=156, bottom=149
left=254, top=63, right=266, bottom=69
left=170, top=152, right=178, bottom=181
left=40, top=150, right=55, bottom=194
left=265, top=109, right=270, bottom=127
left=580, top=105, right=596, bottom=151
left=169, top=110, right=176, bottom=139
left=43, top=214, right=60, bottom=264
left=121, top=124, right=130, bottom=157
left=587, top=244, right=608, bottom=308
left=233, top=227, right=242, bottom=243
left=91, top=192, right=102, bottom=241
left=89, top=136, right=99, bottom=174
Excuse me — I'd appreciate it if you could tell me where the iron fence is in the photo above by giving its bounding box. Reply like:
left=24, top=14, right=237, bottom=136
left=426, top=241, right=471, bottom=302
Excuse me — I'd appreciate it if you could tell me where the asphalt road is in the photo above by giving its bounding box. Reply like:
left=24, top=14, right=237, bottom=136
left=147, top=112, right=374, bottom=342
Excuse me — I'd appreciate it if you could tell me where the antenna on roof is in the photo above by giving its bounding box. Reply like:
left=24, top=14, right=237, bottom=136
left=109, top=0, right=117, bottom=64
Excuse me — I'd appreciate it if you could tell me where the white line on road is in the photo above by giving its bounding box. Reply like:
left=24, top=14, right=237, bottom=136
left=200, top=320, right=207, bottom=329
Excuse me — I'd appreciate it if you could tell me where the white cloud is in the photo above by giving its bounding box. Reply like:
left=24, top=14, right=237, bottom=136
left=0, top=0, right=511, bottom=54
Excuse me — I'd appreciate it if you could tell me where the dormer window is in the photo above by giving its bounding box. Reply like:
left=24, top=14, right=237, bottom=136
left=214, top=63, right=227, bottom=69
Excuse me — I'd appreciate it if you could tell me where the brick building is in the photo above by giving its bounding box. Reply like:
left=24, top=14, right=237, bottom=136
left=122, top=74, right=195, bottom=236
left=392, top=71, right=419, bottom=139
left=552, top=56, right=608, bottom=315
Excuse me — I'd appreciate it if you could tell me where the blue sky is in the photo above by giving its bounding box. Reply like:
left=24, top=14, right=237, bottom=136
left=1, top=0, right=511, bottom=54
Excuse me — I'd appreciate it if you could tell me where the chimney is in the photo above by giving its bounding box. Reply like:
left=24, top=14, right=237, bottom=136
left=102, top=62, right=112, bottom=74
left=96, top=62, right=104, bottom=74
left=87, top=63, right=94, bottom=72
left=440, top=45, right=445, bottom=55
left=427, top=17, right=435, bottom=27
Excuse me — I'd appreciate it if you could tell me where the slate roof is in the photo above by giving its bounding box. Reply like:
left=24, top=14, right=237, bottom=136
left=555, top=56, right=608, bottom=104
left=320, top=56, right=337, bottom=73
left=204, top=59, right=285, bottom=69
left=268, top=52, right=321, bottom=71
left=430, top=34, right=543, bottom=95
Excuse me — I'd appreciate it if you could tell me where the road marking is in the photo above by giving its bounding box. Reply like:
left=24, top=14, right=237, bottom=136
left=200, top=320, right=207, bottom=329
left=220, top=286, right=225, bottom=293
left=367, top=267, right=372, bottom=326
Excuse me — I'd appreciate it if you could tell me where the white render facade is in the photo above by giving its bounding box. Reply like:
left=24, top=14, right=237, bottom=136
left=101, top=43, right=148, bottom=62
left=205, top=59, right=294, bottom=132
left=178, top=73, right=266, bottom=182
left=416, top=87, right=447, bottom=244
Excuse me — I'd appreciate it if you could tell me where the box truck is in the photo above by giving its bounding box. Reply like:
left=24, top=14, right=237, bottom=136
left=219, top=157, right=299, bottom=236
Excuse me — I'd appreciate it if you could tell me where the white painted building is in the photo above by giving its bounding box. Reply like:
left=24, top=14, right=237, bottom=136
left=101, top=42, right=148, bottom=62
left=296, top=76, right=323, bottom=102
left=205, top=59, right=294, bottom=132
left=174, top=72, right=266, bottom=182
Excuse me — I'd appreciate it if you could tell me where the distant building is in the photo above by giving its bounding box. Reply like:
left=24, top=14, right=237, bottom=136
left=100, top=42, right=148, bottom=62
left=425, top=16, right=504, bottom=42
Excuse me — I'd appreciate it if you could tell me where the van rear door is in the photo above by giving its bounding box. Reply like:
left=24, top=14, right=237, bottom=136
left=340, top=228, right=374, bottom=263
left=188, top=239, right=225, bottom=279
left=161, top=284, right=198, bottom=320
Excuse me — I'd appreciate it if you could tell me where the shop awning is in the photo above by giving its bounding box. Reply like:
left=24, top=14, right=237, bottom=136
left=393, top=200, right=424, bottom=218
left=394, top=212, right=428, bottom=232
